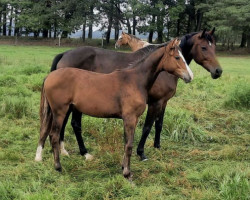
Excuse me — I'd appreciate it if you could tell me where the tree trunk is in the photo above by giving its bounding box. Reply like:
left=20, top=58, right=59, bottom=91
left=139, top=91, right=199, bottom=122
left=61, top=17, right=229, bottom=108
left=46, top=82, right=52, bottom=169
left=54, top=19, right=57, bottom=39
left=88, top=5, right=94, bottom=39
left=3, top=4, right=7, bottom=36
left=240, top=32, right=247, bottom=48
left=0, top=11, right=2, bottom=35
left=157, top=15, right=163, bottom=43
left=132, top=14, right=136, bottom=35
left=126, top=17, right=131, bottom=34
left=42, top=29, right=49, bottom=38
left=106, top=16, right=113, bottom=44
left=247, top=34, right=250, bottom=49
left=148, top=15, right=155, bottom=43
left=82, top=16, right=86, bottom=42
left=8, top=6, right=13, bottom=36
left=195, top=10, right=203, bottom=32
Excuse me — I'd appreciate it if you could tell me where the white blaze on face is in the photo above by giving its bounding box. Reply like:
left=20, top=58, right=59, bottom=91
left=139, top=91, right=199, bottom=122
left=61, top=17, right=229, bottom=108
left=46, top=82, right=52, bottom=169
left=209, top=41, right=212, bottom=46
left=178, top=50, right=194, bottom=80
left=35, top=145, right=43, bottom=162
left=118, top=35, right=122, bottom=40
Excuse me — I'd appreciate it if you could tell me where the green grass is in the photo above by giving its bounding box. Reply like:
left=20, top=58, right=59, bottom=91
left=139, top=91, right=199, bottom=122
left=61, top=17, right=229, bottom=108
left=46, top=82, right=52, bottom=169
left=0, top=44, right=249, bottom=200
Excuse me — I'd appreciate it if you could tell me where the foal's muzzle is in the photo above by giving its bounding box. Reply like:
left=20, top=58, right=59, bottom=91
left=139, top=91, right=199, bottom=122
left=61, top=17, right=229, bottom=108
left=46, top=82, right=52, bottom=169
left=211, top=67, right=223, bottom=79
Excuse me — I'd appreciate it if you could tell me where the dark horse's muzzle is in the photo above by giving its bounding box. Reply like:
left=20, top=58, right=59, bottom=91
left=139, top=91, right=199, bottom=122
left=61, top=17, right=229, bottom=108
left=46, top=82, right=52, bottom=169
left=211, top=67, right=223, bottom=79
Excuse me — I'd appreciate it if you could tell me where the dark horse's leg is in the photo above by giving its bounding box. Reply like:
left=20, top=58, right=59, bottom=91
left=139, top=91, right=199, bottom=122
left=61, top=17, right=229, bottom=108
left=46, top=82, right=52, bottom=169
left=137, top=103, right=161, bottom=161
left=154, top=106, right=166, bottom=149
left=70, top=108, right=93, bottom=160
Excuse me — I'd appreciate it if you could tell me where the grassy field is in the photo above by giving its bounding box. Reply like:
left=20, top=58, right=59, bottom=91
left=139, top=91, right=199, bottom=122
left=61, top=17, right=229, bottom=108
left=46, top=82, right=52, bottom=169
left=0, top=45, right=249, bottom=200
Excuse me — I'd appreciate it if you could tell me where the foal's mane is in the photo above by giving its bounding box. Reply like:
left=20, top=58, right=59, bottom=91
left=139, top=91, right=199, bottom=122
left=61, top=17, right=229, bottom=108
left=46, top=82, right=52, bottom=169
left=128, top=42, right=169, bottom=69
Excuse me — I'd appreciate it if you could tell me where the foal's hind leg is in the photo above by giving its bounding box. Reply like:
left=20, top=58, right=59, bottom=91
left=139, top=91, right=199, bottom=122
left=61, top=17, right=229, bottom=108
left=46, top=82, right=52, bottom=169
left=59, top=108, right=72, bottom=156
left=35, top=119, right=52, bottom=162
left=71, top=108, right=93, bottom=160
left=50, top=114, right=65, bottom=171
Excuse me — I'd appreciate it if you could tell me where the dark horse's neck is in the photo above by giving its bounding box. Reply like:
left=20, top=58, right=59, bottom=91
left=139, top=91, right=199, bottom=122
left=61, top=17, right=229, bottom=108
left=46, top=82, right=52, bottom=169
left=132, top=47, right=166, bottom=91
left=179, top=32, right=197, bottom=65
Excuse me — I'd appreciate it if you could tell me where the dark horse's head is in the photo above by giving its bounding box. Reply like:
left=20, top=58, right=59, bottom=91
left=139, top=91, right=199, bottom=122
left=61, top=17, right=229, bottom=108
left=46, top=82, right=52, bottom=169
left=181, top=28, right=222, bottom=79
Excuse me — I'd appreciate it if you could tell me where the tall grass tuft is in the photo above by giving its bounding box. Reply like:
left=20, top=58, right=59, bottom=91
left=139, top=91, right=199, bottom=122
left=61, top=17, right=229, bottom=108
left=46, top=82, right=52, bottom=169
left=224, top=81, right=250, bottom=109
left=0, top=96, right=30, bottom=118
left=219, top=172, right=249, bottom=200
left=164, top=107, right=206, bottom=142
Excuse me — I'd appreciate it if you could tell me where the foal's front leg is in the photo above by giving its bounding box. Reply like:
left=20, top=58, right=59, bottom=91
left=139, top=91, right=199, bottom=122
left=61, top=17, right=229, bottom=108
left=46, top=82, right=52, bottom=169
left=122, top=116, right=138, bottom=179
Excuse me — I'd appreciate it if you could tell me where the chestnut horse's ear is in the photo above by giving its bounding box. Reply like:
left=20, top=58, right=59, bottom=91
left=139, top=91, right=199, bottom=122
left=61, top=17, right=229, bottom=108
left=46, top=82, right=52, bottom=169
left=174, top=38, right=181, bottom=46
left=200, top=28, right=207, bottom=38
left=122, top=31, right=124, bottom=34
left=210, top=27, right=215, bottom=36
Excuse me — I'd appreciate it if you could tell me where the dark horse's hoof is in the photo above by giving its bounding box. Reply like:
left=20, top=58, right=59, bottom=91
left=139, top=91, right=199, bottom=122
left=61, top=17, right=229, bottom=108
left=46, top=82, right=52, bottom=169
left=137, top=153, right=148, bottom=161
left=154, top=143, right=161, bottom=149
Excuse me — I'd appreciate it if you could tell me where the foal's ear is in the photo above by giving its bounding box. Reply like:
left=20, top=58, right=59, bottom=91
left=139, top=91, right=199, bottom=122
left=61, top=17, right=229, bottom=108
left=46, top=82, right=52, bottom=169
left=122, top=31, right=125, bottom=35
left=200, top=28, right=207, bottom=38
left=210, top=27, right=215, bottom=36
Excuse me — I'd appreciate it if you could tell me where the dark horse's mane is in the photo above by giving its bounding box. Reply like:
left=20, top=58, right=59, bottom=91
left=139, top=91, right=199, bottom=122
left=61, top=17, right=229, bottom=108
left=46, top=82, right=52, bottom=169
left=180, top=31, right=214, bottom=49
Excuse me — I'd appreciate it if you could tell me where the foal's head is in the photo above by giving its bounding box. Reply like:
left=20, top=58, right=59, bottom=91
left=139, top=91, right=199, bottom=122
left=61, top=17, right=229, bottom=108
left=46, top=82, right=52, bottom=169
left=190, top=28, right=222, bottom=79
left=162, top=38, right=193, bottom=83
left=115, top=32, right=130, bottom=49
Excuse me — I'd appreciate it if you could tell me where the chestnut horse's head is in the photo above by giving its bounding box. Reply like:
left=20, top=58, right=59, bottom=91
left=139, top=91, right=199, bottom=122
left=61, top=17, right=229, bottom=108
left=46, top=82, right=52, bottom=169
left=163, top=38, right=193, bottom=83
left=189, top=28, right=222, bottom=79
left=115, top=32, right=130, bottom=49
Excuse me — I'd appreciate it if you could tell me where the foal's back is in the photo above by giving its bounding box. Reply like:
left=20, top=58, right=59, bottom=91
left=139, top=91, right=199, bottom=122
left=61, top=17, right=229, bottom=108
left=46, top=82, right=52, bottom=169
left=45, top=68, right=145, bottom=118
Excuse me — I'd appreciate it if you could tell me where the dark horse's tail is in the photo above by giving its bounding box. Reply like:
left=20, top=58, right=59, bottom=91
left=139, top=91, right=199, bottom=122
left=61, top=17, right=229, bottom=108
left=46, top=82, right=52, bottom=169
left=40, top=79, right=53, bottom=130
left=50, top=53, right=64, bottom=72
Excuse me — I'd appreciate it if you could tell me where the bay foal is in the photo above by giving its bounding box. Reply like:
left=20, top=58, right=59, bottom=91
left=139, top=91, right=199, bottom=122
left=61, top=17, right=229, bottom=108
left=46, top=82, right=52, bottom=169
left=35, top=39, right=193, bottom=178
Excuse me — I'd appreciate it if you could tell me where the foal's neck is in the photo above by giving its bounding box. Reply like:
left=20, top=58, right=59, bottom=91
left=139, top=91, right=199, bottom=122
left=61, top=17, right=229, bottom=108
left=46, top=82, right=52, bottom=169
left=134, top=47, right=165, bottom=91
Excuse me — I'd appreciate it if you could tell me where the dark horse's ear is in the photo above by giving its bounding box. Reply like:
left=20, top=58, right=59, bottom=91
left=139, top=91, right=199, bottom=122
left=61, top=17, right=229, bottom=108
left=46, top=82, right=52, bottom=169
left=200, top=28, right=207, bottom=38
left=210, top=27, right=215, bottom=36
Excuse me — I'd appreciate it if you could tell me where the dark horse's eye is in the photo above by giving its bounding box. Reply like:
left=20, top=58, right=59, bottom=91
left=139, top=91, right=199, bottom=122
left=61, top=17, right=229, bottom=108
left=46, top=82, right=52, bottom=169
left=175, top=56, right=180, bottom=60
left=201, top=46, right=207, bottom=51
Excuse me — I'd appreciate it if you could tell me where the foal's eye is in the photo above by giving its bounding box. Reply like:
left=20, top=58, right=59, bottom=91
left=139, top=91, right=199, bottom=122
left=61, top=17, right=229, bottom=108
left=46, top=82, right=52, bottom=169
left=201, top=46, right=207, bottom=51
left=175, top=56, right=180, bottom=60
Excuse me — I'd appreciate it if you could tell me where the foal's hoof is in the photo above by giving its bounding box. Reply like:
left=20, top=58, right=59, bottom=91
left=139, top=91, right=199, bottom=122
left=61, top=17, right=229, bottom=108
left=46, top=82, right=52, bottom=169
left=35, top=156, right=42, bottom=162
left=55, top=163, right=62, bottom=172
left=84, top=153, right=94, bottom=161
left=123, top=168, right=132, bottom=179
left=61, top=149, right=69, bottom=156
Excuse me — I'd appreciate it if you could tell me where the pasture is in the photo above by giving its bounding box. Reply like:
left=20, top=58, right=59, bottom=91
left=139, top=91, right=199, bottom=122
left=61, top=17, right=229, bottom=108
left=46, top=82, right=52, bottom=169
left=0, top=45, right=249, bottom=200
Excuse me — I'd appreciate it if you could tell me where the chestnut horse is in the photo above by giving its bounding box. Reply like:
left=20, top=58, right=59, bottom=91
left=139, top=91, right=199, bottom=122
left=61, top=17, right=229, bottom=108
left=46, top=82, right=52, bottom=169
left=35, top=39, right=193, bottom=178
left=39, top=29, right=222, bottom=161
left=115, top=32, right=150, bottom=51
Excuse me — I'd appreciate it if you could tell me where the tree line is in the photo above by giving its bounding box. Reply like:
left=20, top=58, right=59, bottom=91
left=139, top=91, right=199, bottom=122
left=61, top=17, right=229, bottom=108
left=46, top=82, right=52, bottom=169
left=0, top=0, right=249, bottom=48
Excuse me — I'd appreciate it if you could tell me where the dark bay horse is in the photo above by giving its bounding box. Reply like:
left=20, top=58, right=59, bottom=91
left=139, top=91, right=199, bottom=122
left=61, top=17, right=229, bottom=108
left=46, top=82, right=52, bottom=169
left=43, top=29, right=222, bottom=161
left=35, top=39, right=193, bottom=178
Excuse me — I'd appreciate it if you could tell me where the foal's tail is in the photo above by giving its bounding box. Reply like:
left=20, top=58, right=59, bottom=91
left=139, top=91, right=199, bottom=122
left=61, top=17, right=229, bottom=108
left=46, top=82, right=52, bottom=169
left=50, top=53, right=64, bottom=72
left=40, top=79, right=53, bottom=130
